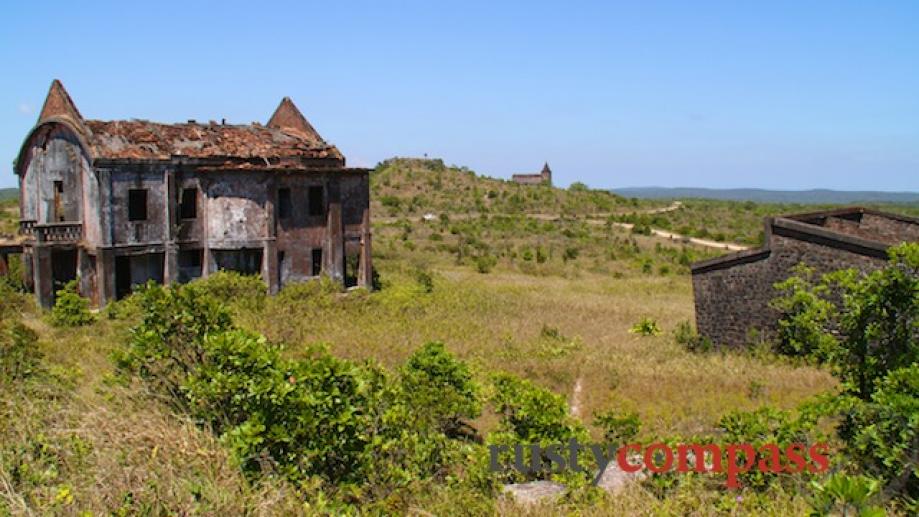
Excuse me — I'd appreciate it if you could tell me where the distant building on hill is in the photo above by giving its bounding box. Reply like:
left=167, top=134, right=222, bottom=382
left=512, top=162, right=552, bottom=186
left=691, top=207, right=919, bottom=347
left=9, top=80, right=372, bottom=308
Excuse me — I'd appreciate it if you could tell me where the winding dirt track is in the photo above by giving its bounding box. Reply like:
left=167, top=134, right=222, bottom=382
left=377, top=201, right=751, bottom=252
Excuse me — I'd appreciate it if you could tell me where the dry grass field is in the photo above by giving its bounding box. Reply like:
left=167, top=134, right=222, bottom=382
left=4, top=160, right=916, bottom=514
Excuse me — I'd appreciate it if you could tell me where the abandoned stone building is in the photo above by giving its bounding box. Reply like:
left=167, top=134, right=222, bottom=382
left=691, top=207, right=919, bottom=347
left=12, top=80, right=372, bottom=308
left=512, top=162, right=552, bottom=186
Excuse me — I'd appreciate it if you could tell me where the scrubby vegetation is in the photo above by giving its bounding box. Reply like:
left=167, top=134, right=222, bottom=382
left=1, top=162, right=917, bottom=514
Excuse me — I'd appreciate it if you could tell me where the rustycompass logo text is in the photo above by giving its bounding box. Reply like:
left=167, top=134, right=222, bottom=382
left=489, top=439, right=830, bottom=488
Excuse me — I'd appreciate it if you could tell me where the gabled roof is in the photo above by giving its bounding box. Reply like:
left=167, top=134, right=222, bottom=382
left=267, top=97, right=324, bottom=145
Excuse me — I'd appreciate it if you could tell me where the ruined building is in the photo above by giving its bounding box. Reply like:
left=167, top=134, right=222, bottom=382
left=692, top=207, right=919, bottom=347
left=13, top=80, right=372, bottom=308
left=512, top=162, right=552, bottom=186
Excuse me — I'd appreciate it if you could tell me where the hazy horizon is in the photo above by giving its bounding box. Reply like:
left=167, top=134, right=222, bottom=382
left=2, top=1, right=917, bottom=191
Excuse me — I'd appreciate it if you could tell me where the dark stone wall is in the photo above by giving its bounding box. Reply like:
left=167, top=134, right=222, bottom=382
left=693, top=233, right=887, bottom=348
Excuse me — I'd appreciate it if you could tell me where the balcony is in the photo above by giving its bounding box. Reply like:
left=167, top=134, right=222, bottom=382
left=18, top=220, right=35, bottom=237
left=33, top=222, right=83, bottom=243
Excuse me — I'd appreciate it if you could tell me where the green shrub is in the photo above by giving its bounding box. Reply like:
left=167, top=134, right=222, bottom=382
left=832, top=243, right=918, bottom=400
left=475, top=254, right=497, bottom=274
left=50, top=280, right=94, bottom=327
left=718, top=406, right=822, bottom=491
left=808, top=473, right=884, bottom=517
left=401, top=342, right=481, bottom=437
left=487, top=373, right=589, bottom=482
left=593, top=409, right=640, bottom=444
left=630, top=317, right=661, bottom=336
left=0, top=321, right=40, bottom=382
left=114, top=282, right=233, bottom=411
left=839, top=364, right=919, bottom=501
left=770, top=264, right=838, bottom=361
left=489, top=373, right=586, bottom=446
left=189, top=271, right=266, bottom=312
left=673, top=321, right=712, bottom=352
left=115, top=282, right=484, bottom=508
left=563, top=246, right=580, bottom=262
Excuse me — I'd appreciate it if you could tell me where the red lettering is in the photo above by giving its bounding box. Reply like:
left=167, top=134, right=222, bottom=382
left=807, top=443, right=830, bottom=473
left=784, top=443, right=807, bottom=473
left=757, top=444, right=783, bottom=473
left=644, top=443, right=674, bottom=473
left=725, top=444, right=755, bottom=488
left=617, top=444, right=643, bottom=473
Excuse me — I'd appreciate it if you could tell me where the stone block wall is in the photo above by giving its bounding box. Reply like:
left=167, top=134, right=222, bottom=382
left=693, top=227, right=890, bottom=348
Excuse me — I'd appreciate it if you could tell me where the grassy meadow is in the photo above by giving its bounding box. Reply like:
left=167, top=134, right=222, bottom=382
left=2, top=159, right=918, bottom=515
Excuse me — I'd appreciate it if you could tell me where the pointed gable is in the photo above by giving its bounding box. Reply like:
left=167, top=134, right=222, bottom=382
left=267, top=97, right=323, bottom=144
left=39, top=79, right=85, bottom=125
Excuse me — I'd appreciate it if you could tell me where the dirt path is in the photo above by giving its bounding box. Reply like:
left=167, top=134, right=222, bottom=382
left=376, top=200, right=750, bottom=252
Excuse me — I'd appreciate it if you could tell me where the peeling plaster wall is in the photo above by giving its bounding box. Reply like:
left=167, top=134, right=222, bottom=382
left=108, top=166, right=168, bottom=246
left=205, top=172, right=269, bottom=248
left=20, top=127, right=89, bottom=225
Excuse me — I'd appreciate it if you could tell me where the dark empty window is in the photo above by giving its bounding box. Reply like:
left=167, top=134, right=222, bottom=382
left=311, top=248, right=323, bottom=276
left=278, top=188, right=292, bottom=219
left=179, top=188, right=197, bottom=219
left=128, top=189, right=147, bottom=221
left=308, top=186, right=324, bottom=217
left=54, top=181, right=63, bottom=194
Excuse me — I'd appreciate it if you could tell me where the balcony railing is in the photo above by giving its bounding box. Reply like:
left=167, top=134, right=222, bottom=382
left=34, top=222, right=83, bottom=243
left=19, top=220, right=35, bottom=237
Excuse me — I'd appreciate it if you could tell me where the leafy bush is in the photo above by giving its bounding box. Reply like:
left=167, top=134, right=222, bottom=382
left=487, top=373, right=589, bottom=482
left=718, top=406, right=822, bottom=491
left=189, top=271, right=266, bottom=312
left=838, top=364, right=919, bottom=501
left=808, top=473, right=884, bottom=517
left=50, top=280, right=94, bottom=327
left=115, top=282, right=485, bottom=508
left=475, top=254, right=497, bottom=274
left=831, top=243, right=918, bottom=400
left=770, top=264, right=838, bottom=360
left=114, top=282, right=233, bottom=410
left=401, top=342, right=481, bottom=437
left=0, top=322, right=40, bottom=382
left=673, top=320, right=713, bottom=352
left=630, top=317, right=661, bottom=336
left=594, top=409, right=640, bottom=444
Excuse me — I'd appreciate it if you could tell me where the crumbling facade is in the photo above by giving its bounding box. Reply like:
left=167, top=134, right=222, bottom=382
left=512, top=162, right=552, bottom=185
left=691, top=207, right=919, bottom=347
left=14, top=80, right=372, bottom=308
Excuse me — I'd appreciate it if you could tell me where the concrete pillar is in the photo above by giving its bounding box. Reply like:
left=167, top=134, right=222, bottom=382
left=22, top=249, right=34, bottom=292
left=263, top=239, right=278, bottom=295
left=324, top=181, right=344, bottom=283
left=163, top=243, right=178, bottom=285
left=200, top=177, right=211, bottom=278
left=357, top=208, right=373, bottom=290
left=34, top=245, right=53, bottom=309
left=97, top=248, right=116, bottom=306
left=77, top=248, right=93, bottom=301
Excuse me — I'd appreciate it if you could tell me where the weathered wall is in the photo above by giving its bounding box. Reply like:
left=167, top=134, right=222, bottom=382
left=20, top=126, right=90, bottom=226
left=693, top=233, right=887, bottom=348
left=107, top=165, right=168, bottom=246
left=858, top=214, right=919, bottom=243
left=205, top=172, right=270, bottom=248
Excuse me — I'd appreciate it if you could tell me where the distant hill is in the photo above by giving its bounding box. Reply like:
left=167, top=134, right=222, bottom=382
left=612, top=187, right=919, bottom=205
left=0, top=188, right=17, bottom=202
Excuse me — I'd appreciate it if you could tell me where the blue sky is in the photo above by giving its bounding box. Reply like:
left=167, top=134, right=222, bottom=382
left=1, top=1, right=917, bottom=190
